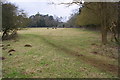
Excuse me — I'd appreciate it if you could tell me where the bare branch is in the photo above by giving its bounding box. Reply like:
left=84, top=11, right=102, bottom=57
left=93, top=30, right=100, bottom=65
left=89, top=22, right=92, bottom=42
left=48, top=0, right=83, bottom=7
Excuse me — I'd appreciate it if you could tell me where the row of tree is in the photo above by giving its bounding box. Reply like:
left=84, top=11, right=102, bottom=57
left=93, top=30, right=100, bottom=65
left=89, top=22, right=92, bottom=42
left=28, top=12, right=62, bottom=27
left=1, top=1, right=62, bottom=40
left=65, top=1, right=120, bottom=45
left=76, top=2, right=119, bottom=44
left=1, top=0, right=120, bottom=45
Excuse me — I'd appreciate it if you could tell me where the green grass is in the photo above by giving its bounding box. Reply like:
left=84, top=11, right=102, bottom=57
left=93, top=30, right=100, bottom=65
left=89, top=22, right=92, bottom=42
left=2, top=28, right=118, bottom=78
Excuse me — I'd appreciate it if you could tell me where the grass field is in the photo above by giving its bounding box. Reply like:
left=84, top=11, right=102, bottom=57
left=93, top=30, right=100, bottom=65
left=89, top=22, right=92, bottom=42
left=2, top=28, right=118, bottom=78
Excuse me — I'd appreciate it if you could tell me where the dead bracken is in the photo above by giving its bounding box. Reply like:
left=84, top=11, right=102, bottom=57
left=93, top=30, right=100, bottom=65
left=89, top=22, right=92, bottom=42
left=9, top=53, right=12, bottom=56
left=76, top=54, right=83, bottom=57
left=24, top=44, right=32, bottom=47
left=0, top=57, right=5, bottom=60
left=92, top=51, right=98, bottom=54
left=7, top=44, right=10, bottom=46
left=0, top=44, right=4, bottom=47
left=91, top=43, right=96, bottom=45
left=2, top=47, right=7, bottom=50
left=8, top=49, right=16, bottom=53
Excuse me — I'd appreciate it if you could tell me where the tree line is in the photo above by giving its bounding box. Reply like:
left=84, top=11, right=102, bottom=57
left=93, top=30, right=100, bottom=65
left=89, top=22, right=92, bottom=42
left=1, top=1, right=62, bottom=40
left=64, top=1, right=120, bottom=45
left=1, top=0, right=120, bottom=45
left=28, top=12, right=62, bottom=27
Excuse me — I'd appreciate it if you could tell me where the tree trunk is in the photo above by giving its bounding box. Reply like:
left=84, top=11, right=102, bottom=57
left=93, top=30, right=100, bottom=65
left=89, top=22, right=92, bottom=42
left=101, top=27, right=107, bottom=44
left=100, top=2, right=108, bottom=44
left=118, top=2, right=120, bottom=45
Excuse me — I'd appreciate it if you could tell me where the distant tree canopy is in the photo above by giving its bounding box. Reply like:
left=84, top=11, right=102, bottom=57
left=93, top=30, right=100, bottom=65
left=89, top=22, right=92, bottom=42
left=28, top=13, right=62, bottom=27
left=2, top=2, right=29, bottom=40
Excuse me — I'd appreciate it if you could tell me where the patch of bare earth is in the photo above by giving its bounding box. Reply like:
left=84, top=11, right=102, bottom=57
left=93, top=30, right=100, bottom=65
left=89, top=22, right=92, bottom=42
left=90, top=43, right=118, bottom=59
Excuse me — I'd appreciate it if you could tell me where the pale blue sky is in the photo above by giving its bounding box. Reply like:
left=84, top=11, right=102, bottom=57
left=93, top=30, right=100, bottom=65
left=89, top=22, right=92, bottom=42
left=8, top=0, right=80, bottom=22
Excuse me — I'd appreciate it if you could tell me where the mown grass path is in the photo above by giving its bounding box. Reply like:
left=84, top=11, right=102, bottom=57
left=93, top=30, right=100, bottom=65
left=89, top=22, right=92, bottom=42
left=2, top=28, right=118, bottom=78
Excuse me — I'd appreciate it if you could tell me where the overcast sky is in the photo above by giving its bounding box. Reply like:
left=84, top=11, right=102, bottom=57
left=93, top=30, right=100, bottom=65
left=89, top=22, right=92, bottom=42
left=7, top=0, right=80, bottom=22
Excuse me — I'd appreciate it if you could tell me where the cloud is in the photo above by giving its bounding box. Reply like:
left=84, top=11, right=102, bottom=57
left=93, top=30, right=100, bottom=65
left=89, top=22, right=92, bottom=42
left=84, top=0, right=119, bottom=2
left=8, top=0, right=50, bottom=2
left=8, top=0, right=73, bottom=3
left=7, top=0, right=80, bottom=22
